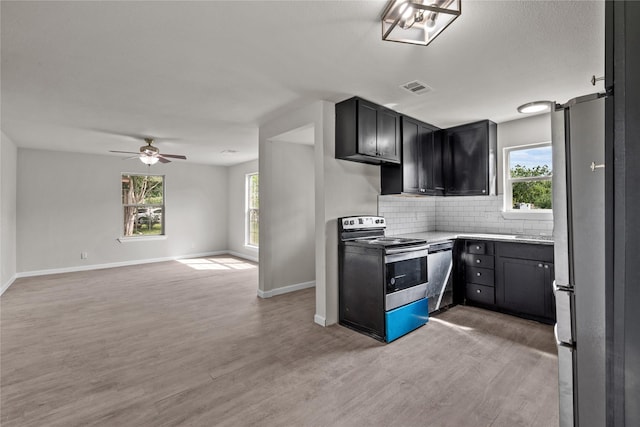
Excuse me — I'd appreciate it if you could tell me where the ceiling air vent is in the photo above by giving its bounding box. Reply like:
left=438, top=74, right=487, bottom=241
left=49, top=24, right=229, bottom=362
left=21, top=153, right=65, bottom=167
left=400, top=80, right=433, bottom=95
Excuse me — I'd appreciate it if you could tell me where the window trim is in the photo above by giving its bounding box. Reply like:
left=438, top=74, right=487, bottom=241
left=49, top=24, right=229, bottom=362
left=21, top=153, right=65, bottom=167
left=121, top=173, right=166, bottom=238
left=503, top=142, right=553, bottom=218
left=245, top=172, right=259, bottom=248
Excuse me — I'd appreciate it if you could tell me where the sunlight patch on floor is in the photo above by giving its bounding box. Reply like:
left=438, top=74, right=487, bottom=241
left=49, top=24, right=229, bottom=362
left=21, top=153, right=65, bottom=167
left=206, top=258, right=256, bottom=270
left=178, top=259, right=230, bottom=270
left=429, top=316, right=475, bottom=332
left=177, top=257, right=257, bottom=271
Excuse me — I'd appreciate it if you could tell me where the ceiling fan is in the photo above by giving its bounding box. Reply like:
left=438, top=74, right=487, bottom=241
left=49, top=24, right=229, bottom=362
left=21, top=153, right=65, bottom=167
left=109, top=138, right=187, bottom=165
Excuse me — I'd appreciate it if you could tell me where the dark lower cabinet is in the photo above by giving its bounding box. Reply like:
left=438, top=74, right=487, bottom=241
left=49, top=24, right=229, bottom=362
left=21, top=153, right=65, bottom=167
left=461, top=240, right=496, bottom=307
left=460, top=239, right=555, bottom=324
left=496, top=257, right=555, bottom=321
left=494, top=242, right=555, bottom=323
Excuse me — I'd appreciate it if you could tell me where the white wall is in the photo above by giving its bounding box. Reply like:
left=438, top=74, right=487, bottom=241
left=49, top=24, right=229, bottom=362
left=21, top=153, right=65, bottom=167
left=227, top=159, right=259, bottom=262
left=259, top=101, right=379, bottom=326
left=1, top=132, right=18, bottom=294
left=497, top=113, right=552, bottom=194
left=259, top=141, right=315, bottom=296
left=16, top=149, right=228, bottom=273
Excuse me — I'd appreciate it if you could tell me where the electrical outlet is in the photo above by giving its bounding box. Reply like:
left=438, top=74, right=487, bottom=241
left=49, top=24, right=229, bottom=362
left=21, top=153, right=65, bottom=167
left=81, top=252, right=88, bottom=260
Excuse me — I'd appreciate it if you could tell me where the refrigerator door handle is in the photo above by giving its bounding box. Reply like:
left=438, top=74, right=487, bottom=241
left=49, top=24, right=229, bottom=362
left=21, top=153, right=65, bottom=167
left=554, top=324, right=575, bottom=348
left=554, top=280, right=575, bottom=345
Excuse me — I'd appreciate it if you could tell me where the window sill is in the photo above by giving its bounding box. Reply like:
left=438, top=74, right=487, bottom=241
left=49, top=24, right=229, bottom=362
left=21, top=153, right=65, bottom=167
left=244, top=244, right=259, bottom=250
left=118, top=235, right=167, bottom=243
left=501, top=211, right=553, bottom=221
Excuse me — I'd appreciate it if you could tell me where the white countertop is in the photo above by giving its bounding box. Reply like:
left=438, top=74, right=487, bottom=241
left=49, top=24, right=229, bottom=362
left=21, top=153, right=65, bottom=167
left=391, top=231, right=554, bottom=245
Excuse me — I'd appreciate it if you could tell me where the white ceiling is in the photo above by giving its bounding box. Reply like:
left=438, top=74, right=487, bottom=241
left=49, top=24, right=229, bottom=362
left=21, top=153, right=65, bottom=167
left=1, top=0, right=604, bottom=166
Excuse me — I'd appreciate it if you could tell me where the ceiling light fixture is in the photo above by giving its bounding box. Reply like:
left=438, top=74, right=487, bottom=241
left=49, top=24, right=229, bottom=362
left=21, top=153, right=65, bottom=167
left=382, top=0, right=461, bottom=46
left=517, top=101, right=553, bottom=114
left=139, top=154, right=160, bottom=165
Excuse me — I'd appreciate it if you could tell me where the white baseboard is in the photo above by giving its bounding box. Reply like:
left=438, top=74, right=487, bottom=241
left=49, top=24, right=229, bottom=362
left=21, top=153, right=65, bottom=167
left=0, top=274, right=17, bottom=297
left=15, top=251, right=230, bottom=279
left=257, top=280, right=315, bottom=299
left=226, top=251, right=259, bottom=263
left=314, top=314, right=327, bottom=327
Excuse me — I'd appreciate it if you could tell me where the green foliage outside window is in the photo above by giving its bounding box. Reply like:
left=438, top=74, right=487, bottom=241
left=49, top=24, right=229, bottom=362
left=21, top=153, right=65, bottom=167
left=510, top=164, right=552, bottom=209
left=122, top=174, right=164, bottom=236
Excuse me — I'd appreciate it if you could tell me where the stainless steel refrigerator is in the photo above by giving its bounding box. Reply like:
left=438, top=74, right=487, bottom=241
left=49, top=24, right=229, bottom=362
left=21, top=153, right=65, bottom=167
left=552, top=93, right=606, bottom=427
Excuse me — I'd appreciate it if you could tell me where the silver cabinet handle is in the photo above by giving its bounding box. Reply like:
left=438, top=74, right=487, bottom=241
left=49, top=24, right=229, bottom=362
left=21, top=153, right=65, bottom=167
left=544, top=265, right=549, bottom=269
left=476, top=272, right=481, bottom=277
left=476, top=246, right=480, bottom=250
left=590, top=161, right=605, bottom=172
left=476, top=259, right=481, bottom=264
left=538, top=263, right=543, bottom=268
left=476, top=289, right=481, bottom=293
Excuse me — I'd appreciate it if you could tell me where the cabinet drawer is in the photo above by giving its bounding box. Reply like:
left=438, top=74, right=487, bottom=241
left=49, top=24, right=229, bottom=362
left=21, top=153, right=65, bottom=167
left=467, top=242, right=487, bottom=254
left=466, top=267, right=495, bottom=286
left=466, top=254, right=494, bottom=268
left=466, top=283, right=495, bottom=305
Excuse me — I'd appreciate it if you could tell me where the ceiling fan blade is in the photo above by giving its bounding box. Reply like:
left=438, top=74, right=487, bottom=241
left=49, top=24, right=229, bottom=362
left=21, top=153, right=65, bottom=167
left=157, top=156, right=171, bottom=163
left=123, top=155, right=140, bottom=160
left=91, top=128, right=180, bottom=142
left=160, top=153, right=187, bottom=160
left=109, top=150, right=139, bottom=155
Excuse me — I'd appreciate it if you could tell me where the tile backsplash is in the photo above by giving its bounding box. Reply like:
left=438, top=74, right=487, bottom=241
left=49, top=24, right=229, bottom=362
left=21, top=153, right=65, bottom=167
left=377, top=195, right=436, bottom=235
left=379, top=195, right=553, bottom=236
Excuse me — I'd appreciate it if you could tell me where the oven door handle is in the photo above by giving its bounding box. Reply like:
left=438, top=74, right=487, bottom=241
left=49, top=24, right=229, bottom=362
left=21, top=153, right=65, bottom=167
left=385, top=248, right=429, bottom=263
left=385, top=244, right=430, bottom=255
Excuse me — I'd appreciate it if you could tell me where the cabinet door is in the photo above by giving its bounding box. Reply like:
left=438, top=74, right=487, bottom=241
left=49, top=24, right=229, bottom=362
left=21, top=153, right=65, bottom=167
left=401, top=118, right=421, bottom=193
left=445, top=122, right=488, bottom=195
left=377, top=108, right=400, bottom=162
left=497, top=257, right=546, bottom=318
left=357, top=101, right=378, bottom=157
left=430, top=130, right=445, bottom=194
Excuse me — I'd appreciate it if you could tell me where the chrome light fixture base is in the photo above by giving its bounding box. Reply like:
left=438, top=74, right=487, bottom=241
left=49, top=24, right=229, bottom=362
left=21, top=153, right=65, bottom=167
left=382, top=0, right=462, bottom=46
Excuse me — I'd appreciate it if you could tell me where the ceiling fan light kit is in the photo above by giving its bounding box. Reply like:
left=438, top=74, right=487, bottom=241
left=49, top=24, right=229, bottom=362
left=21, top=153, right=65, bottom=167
left=109, top=137, right=187, bottom=165
left=139, top=154, right=160, bottom=165
left=382, top=0, right=461, bottom=46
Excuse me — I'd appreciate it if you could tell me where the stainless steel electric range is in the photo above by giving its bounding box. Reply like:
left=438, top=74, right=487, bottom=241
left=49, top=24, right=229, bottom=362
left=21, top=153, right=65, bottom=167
left=338, top=215, right=430, bottom=342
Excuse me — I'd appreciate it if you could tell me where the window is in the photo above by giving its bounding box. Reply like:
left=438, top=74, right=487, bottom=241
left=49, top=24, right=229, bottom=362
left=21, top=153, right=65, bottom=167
left=122, top=174, right=164, bottom=237
left=504, top=143, right=552, bottom=212
left=246, top=173, right=259, bottom=247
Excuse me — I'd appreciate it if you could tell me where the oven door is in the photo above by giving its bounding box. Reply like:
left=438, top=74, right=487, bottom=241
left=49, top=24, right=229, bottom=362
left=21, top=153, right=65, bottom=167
left=385, top=247, right=428, bottom=310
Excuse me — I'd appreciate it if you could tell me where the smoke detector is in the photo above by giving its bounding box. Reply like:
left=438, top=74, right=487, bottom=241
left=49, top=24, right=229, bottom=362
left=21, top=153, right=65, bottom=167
left=400, top=80, right=433, bottom=95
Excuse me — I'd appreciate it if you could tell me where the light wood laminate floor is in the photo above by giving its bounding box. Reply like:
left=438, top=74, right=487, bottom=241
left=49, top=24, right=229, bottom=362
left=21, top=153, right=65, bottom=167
left=1, top=256, right=559, bottom=426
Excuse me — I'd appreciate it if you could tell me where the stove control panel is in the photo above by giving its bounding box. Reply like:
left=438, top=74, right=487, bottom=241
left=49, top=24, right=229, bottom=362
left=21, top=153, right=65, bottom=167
left=340, top=216, right=385, bottom=230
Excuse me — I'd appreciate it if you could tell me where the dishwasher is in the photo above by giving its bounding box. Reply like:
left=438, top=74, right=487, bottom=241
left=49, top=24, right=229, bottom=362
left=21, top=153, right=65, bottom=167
left=426, top=241, right=454, bottom=313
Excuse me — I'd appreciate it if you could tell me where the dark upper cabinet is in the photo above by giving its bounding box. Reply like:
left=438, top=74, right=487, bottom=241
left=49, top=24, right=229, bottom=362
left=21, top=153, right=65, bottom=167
left=336, top=97, right=400, bottom=165
left=380, top=116, right=443, bottom=195
left=444, top=120, right=497, bottom=196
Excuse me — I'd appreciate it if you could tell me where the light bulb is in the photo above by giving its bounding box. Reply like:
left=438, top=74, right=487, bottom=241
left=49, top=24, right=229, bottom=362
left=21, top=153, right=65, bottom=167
left=426, top=12, right=438, bottom=28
